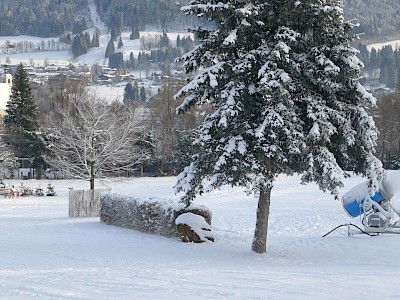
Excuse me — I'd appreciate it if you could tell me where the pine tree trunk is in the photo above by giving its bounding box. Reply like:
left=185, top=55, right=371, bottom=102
left=252, top=186, right=272, bottom=254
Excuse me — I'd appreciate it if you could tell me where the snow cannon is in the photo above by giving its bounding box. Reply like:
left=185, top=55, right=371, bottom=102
left=341, top=176, right=400, bottom=234
left=341, top=179, right=393, bottom=217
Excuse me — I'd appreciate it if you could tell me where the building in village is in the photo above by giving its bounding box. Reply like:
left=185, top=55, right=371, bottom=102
left=0, top=72, right=12, bottom=117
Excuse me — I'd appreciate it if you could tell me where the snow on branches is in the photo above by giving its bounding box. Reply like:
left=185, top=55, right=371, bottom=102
left=175, top=0, right=383, bottom=206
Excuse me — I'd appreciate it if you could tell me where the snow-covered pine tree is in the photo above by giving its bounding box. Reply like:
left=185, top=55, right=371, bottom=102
left=175, top=0, right=383, bottom=253
left=4, top=63, right=45, bottom=167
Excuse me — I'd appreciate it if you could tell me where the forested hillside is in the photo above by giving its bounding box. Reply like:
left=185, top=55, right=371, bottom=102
left=345, top=0, right=400, bottom=39
left=94, top=0, right=195, bottom=32
left=0, top=0, right=198, bottom=38
left=0, top=0, right=398, bottom=40
left=0, top=0, right=88, bottom=37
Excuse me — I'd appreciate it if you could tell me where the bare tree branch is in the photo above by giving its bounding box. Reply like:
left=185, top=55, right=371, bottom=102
left=44, top=95, right=147, bottom=189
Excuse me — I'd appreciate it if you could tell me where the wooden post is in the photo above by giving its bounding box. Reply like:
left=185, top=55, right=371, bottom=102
left=69, top=189, right=101, bottom=218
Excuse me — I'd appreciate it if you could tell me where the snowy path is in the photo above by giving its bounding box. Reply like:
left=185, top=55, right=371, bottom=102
left=1, top=175, right=400, bottom=299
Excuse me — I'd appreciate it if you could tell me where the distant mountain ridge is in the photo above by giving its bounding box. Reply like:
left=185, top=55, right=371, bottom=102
left=93, top=0, right=194, bottom=32
left=0, top=0, right=398, bottom=40
left=0, top=0, right=88, bottom=37
left=0, top=0, right=193, bottom=38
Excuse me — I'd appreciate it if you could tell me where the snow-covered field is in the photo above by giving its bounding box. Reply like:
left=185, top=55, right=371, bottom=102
left=1, top=174, right=400, bottom=299
left=367, top=39, right=400, bottom=52
left=0, top=30, right=189, bottom=68
left=87, top=84, right=125, bottom=103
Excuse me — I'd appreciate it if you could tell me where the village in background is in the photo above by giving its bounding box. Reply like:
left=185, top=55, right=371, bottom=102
left=0, top=0, right=400, bottom=181
left=0, top=28, right=198, bottom=180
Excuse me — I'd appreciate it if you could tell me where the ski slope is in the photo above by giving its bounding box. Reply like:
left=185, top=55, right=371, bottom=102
left=1, top=173, right=400, bottom=299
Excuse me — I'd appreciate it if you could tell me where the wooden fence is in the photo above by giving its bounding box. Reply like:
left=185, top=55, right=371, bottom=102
left=69, top=189, right=101, bottom=218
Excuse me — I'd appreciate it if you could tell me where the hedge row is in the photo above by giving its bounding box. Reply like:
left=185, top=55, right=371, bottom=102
left=100, top=193, right=212, bottom=238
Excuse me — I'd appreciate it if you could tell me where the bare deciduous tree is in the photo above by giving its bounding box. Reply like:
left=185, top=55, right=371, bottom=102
left=36, top=74, right=88, bottom=125
left=150, top=78, right=201, bottom=175
left=44, top=95, right=146, bottom=189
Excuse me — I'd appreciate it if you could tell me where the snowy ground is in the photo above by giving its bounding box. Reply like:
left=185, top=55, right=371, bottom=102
left=0, top=30, right=191, bottom=68
left=367, top=39, right=400, bottom=52
left=1, top=173, right=400, bottom=299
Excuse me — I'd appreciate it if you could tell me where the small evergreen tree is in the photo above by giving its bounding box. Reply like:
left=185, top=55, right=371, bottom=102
left=357, top=43, right=370, bottom=68
left=109, top=52, right=124, bottom=69
left=71, top=35, right=81, bottom=57
left=140, top=85, right=146, bottom=102
left=92, top=32, right=100, bottom=47
left=181, top=36, right=194, bottom=52
left=379, top=45, right=395, bottom=86
left=105, top=39, right=115, bottom=58
left=71, top=34, right=89, bottom=58
left=175, top=129, right=197, bottom=174
left=118, top=36, right=124, bottom=48
left=4, top=64, right=45, bottom=167
left=65, top=33, right=72, bottom=44
left=160, top=30, right=170, bottom=48
left=123, top=82, right=138, bottom=105
left=370, top=48, right=379, bottom=69
left=130, top=25, right=140, bottom=40
left=129, top=52, right=136, bottom=69
left=135, top=131, right=156, bottom=176
left=84, top=32, right=91, bottom=49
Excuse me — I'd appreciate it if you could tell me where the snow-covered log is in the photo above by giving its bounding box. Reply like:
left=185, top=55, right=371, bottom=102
left=100, top=193, right=212, bottom=237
